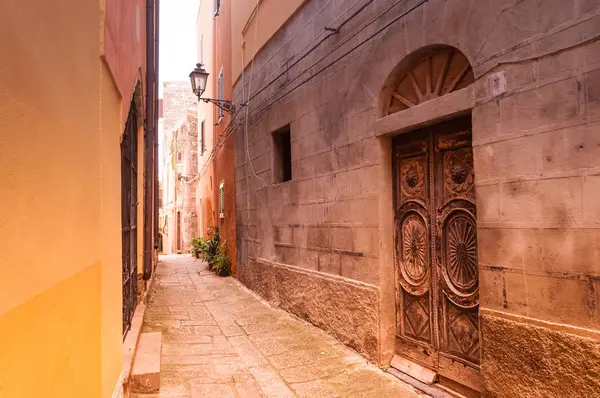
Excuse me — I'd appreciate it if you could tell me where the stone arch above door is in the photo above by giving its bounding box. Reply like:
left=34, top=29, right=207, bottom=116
left=386, top=47, right=474, bottom=115
left=376, top=46, right=475, bottom=136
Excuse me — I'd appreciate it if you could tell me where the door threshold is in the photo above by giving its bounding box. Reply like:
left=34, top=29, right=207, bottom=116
left=390, top=355, right=437, bottom=384
left=387, top=366, right=460, bottom=398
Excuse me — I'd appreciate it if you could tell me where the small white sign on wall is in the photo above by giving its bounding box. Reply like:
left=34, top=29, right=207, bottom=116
left=488, top=71, right=507, bottom=97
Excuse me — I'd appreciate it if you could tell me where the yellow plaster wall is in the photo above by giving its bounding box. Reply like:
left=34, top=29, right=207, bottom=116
left=0, top=263, right=102, bottom=397
left=0, top=0, right=124, bottom=396
left=231, top=0, right=306, bottom=82
left=99, top=62, right=124, bottom=398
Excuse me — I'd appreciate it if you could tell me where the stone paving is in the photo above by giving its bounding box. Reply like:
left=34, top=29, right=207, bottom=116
left=132, top=254, right=428, bottom=398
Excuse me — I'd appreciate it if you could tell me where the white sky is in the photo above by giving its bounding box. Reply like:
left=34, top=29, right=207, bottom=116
left=159, top=0, right=201, bottom=97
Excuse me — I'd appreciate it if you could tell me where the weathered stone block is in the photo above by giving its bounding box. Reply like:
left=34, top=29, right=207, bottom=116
left=474, top=134, right=543, bottom=182
left=481, top=313, right=600, bottom=398
left=334, top=137, right=379, bottom=169
left=130, top=332, right=162, bottom=393
left=583, top=174, right=600, bottom=223
left=472, top=100, right=501, bottom=143
left=300, top=248, right=319, bottom=271
left=318, top=251, right=341, bottom=276
left=275, top=225, right=293, bottom=244
left=352, top=227, right=379, bottom=257
left=478, top=228, right=541, bottom=269
left=479, top=268, right=506, bottom=311
left=541, top=124, right=594, bottom=173
left=333, top=165, right=378, bottom=200
left=326, top=197, right=378, bottom=224
left=330, top=226, right=354, bottom=252
left=499, top=78, right=579, bottom=138
left=586, top=68, right=600, bottom=122
left=504, top=273, right=597, bottom=329
left=307, top=226, right=330, bottom=248
left=541, top=228, right=600, bottom=274
left=238, top=259, right=380, bottom=362
left=501, top=177, right=582, bottom=224
left=475, top=183, right=501, bottom=223
left=340, top=254, right=375, bottom=285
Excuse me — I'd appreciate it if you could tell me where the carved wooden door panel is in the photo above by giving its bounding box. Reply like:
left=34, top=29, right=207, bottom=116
left=393, top=118, right=480, bottom=393
left=393, top=132, right=437, bottom=369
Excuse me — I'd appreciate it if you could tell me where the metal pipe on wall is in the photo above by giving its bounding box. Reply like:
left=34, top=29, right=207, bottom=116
left=144, top=0, right=156, bottom=281
left=153, top=0, right=160, bottom=262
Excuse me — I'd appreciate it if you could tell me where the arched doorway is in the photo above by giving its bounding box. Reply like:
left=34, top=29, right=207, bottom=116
left=386, top=47, right=480, bottom=396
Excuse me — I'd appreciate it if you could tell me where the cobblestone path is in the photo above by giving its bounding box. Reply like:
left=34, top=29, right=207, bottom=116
left=134, top=254, right=428, bottom=398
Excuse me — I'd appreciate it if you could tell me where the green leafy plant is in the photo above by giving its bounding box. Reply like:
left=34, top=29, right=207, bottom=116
left=204, top=226, right=220, bottom=268
left=191, top=236, right=207, bottom=259
left=212, top=241, right=232, bottom=277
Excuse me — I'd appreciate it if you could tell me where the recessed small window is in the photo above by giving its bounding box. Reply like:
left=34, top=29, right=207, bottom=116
left=217, top=67, right=224, bottom=121
left=272, top=124, right=292, bottom=183
left=219, top=181, right=225, bottom=218
left=200, top=120, right=206, bottom=154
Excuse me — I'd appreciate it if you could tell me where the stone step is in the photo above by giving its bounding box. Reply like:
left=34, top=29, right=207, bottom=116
left=390, top=355, right=437, bottom=385
left=130, top=332, right=162, bottom=394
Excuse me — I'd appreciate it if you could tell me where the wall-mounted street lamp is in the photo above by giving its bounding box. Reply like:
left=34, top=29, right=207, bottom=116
left=189, top=63, right=234, bottom=114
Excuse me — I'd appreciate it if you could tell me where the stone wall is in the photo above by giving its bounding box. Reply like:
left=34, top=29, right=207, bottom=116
left=232, top=0, right=600, bottom=395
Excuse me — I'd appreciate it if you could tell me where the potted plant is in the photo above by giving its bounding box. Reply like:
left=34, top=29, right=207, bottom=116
left=191, top=236, right=206, bottom=259
left=204, top=226, right=220, bottom=269
left=212, top=241, right=232, bottom=277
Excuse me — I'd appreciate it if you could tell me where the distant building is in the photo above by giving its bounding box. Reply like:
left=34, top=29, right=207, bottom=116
left=162, top=81, right=197, bottom=133
left=161, top=110, right=199, bottom=254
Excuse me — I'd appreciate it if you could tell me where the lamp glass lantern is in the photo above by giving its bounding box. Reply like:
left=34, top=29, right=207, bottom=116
left=189, top=63, right=209, bottom=98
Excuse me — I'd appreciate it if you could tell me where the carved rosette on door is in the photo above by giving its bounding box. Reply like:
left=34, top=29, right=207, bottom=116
left=394, top=136, right=436, bottom=361
left=393, top=118, right=480, bottom=394
left=436, top=131, right=480, bottom=371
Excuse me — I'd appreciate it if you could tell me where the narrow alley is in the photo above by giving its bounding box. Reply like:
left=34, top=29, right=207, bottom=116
left=135, top=255, right=427, bottom=398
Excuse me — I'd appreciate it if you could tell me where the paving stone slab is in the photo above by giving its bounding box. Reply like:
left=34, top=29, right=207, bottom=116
left=140, top=255, right=427, bottom=398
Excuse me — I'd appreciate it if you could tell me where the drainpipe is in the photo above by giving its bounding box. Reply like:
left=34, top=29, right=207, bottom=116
left=144, top=0, right=156, bottom=281
left=153, top=0, right=160, bottom=262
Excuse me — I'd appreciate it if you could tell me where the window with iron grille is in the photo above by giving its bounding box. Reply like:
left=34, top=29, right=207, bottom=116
left=214, top=0, right=221, bottom=16
left=217, top=67, right=224, bottom=121
left=219, top=181, right=225, bottom=219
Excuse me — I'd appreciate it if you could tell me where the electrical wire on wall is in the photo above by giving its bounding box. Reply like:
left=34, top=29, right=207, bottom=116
left=241, top=0, right=266, bottom=187
left=188, top=0, right=429, bottom=186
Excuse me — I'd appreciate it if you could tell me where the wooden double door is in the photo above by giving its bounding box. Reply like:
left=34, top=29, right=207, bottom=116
left=393, top=118, right=480, bottom=394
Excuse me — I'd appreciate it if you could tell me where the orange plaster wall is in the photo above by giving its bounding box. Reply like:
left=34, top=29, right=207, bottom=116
left=196, top=0, right=216, bottom=238
left=0, top=0, right=129, bottom=396
left=214, top=0, right=237, bottom=273
left=103, top=0, right=146, bottom=122
left=231, top=0, right=306, bottom=82
left=0, top=0, right=101, bottom=320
